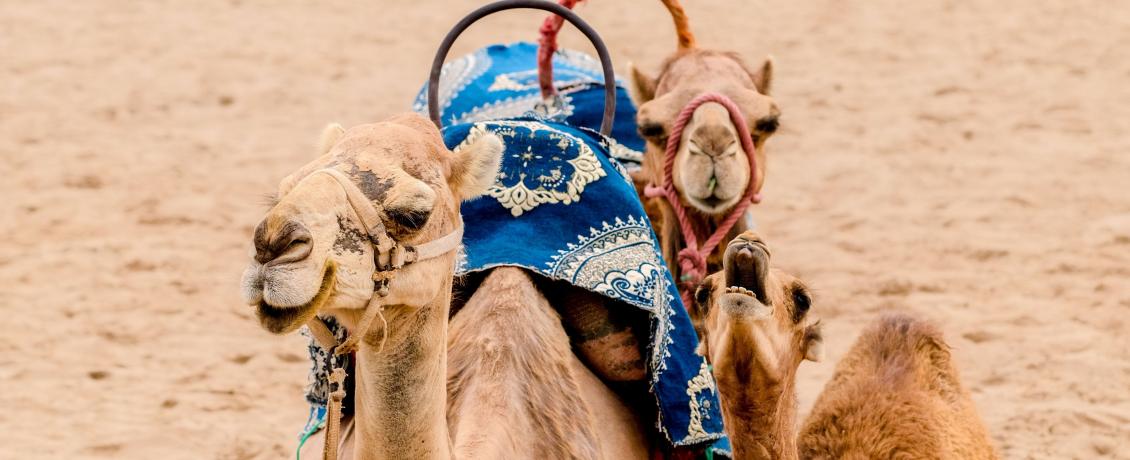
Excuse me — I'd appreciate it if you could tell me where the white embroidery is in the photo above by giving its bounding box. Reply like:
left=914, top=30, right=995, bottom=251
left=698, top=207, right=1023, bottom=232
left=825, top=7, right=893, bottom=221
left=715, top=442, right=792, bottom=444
left=452, top=121, right=606, bottom=217
left=412, top=48, right=493, bottom=115
left=545, top=216, right=678, bottom=378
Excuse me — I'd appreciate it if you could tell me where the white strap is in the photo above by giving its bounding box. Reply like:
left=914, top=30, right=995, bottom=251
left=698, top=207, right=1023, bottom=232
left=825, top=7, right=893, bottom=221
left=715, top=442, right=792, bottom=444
left=411, top=218, right=464, bottom=262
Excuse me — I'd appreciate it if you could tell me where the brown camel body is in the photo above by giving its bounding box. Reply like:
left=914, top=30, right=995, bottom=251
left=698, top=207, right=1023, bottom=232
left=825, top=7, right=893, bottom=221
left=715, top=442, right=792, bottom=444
left=690, top=231, right=996, bottom=459
left=630, top=0, right=781, bottom=279
left=241, top=114, right=648, bottom=459
left=797, top=314, right=998, bottom=459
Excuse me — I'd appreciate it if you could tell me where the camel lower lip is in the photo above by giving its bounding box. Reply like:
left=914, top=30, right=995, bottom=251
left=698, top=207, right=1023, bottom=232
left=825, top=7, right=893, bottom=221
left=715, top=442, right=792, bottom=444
left=255, top=260, right=337, bottom=334
left=689, top=195, right=733, bottom=212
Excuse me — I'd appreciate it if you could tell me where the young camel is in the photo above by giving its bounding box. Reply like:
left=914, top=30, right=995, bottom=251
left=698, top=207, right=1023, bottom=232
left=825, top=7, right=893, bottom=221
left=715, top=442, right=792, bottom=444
left=630, top=0, right=781, bottom=282
left=690, top=231, right=997, bottom=459
left=240, top=113, right=647, bottom=459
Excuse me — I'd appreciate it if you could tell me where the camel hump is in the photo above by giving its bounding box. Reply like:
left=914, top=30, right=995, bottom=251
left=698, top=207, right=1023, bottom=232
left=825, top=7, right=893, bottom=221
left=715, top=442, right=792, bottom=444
left=858, top=312, right=963, bottom=401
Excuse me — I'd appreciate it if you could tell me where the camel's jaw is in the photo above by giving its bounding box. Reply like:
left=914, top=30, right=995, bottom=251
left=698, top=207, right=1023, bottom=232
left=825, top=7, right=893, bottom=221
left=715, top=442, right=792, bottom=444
left=255, top=259, right=337, bottom=334
left=720, top=238, right=771, bottom=319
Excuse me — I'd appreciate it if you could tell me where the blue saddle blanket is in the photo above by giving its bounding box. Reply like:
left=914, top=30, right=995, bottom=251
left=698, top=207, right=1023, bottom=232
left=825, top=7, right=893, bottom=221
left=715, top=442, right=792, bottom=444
left=413, top=42, right=724, bottom=447
left=441, top=118, right=724, bottom=447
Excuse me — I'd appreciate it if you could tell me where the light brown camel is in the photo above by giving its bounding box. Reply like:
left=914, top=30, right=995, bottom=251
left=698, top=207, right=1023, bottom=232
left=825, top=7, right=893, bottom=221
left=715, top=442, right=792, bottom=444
left=689, top=231, right=997, bottom=459
left=629, top=0, right=781, bottom=280
left=240, top=113, right=648, bottom=459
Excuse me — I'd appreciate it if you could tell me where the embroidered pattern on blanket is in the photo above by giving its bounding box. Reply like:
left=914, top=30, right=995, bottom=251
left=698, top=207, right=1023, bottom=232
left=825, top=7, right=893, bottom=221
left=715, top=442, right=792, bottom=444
left=412, top=42, right=646, bottom=173
left=446, top=118, right=724, bottom=446
left=452, top=121, right=606, bottom=217
left=430, top=47, right=493, bottom=117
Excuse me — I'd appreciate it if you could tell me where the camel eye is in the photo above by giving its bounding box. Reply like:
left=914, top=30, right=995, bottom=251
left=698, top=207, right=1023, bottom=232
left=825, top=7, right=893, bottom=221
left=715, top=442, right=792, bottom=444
left=384, top=205, right=432, bottom=236
left=755, top=116, right=779, bottom=134
left=791, top=285, right=811, bottom=322
left=692, top=278, right=714, bottom=318
left=695, top=286, right=710, bottom=307
left=639, top=122, right=666, bottom=140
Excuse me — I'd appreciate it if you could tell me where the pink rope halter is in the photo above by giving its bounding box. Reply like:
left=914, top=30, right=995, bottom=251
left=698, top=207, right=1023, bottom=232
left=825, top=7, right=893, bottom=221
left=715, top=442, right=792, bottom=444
left=644, top=92, right=763, bottom=305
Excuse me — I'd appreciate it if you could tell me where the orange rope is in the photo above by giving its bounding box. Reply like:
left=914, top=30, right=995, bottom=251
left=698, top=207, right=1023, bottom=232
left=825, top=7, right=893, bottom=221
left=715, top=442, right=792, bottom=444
left=659, top=0, right=696, bottom=50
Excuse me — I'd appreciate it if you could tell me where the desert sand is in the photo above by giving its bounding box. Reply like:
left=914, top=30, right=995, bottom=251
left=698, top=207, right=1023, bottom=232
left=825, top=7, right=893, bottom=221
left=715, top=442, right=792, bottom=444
left=1, top=0, right=1127, bottom=458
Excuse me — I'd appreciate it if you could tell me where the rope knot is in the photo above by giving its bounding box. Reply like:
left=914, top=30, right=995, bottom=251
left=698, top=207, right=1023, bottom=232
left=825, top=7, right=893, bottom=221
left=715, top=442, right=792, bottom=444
left=677, top=248, right=707, bottom=287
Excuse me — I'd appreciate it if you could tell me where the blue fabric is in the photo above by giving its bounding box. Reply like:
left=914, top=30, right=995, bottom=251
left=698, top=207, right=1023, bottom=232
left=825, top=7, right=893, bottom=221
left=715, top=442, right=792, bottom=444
left=412, top=41, right=645, bottom=172
left=441, top=118, right=725, bottom=446
left=414, top=41, right=726, bottom=448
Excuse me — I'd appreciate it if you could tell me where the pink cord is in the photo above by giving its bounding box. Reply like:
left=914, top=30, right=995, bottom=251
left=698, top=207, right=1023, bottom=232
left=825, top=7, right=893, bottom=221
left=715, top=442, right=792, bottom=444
left=644, top=92, right=763, bottom=306
left=537, top=0, right=581, bottom=99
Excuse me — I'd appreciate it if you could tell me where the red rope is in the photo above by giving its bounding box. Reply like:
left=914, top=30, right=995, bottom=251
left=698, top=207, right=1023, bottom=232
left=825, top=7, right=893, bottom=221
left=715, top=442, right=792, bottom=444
left=644, top=93, right=763, bottom=306
left=537, top=0, right=581, bottom=99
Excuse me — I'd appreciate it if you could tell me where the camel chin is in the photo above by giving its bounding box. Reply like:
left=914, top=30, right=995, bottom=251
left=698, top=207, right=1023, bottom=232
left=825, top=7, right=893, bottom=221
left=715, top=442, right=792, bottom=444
left=255, top=259, right=337, bottom=334
left=719, top=288, right=771, bottom=320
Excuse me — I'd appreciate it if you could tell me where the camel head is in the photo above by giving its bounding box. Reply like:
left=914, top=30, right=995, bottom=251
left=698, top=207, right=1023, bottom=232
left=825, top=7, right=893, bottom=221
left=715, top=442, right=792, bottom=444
left=239, top=114, right=503, bottom=334
left=631, top=50, right=779, bottom=215
left=690, top=231, right=822, bottom=385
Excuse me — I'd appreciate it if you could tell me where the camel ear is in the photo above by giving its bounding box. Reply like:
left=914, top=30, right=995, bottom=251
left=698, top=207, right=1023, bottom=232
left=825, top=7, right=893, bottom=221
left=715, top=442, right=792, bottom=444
left=630, top=63, right=657, bottom=103
left=748, top=57, right=773, bottom=95
left=318, top=123, right=346, bottom=155
left=803, top=321, right=824, bottom=362
left=449, top=132, right=503, bottom=201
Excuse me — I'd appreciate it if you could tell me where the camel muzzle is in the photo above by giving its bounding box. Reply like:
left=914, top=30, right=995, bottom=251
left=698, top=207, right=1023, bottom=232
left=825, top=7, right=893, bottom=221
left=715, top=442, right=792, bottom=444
left=721, top=236, right=771, bottom=316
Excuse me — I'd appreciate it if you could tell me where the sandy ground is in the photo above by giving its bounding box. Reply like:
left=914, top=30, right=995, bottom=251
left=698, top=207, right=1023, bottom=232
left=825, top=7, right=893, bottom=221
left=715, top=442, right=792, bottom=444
left=2, top=0, right=1128, bottom=458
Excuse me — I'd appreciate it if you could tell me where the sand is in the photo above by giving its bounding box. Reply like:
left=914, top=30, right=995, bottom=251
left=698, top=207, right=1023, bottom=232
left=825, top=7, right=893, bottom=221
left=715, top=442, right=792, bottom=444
left=1, top=0, right=1127, bottom=458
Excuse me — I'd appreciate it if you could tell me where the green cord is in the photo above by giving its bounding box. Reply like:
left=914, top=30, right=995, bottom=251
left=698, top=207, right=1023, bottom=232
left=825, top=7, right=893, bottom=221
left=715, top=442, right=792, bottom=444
left=295, top=418, right=326, bottom=460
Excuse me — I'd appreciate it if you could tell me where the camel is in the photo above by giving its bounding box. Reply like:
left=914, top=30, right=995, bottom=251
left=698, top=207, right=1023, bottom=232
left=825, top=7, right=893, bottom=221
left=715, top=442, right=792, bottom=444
left=629, top=0, right=781, bottom=290
left=689, top=231, right=998, bottom=459
left=240, top=114, right=649, bottom=459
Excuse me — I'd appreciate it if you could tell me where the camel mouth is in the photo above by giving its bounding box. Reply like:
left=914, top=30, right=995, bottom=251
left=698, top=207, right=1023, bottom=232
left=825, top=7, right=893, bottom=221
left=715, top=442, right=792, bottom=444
left=721, top=238, right=771, bottom=318
left=687, top=193, right=740, bottom=215
left=255, top=260, right=337, bottom=334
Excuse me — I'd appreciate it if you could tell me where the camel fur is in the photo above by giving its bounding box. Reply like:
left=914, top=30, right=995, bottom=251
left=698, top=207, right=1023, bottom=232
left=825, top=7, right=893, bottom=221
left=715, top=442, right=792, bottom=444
left=241, top=114, right=648, bottom=459
left=630, top=1, right=781, bottom=279
left=690, top=231, right=997, bottom=459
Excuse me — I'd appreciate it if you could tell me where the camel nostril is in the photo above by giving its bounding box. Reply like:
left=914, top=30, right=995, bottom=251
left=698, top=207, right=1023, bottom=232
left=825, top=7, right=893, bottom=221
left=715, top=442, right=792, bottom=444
left=254, top=220, right=313, bottom=265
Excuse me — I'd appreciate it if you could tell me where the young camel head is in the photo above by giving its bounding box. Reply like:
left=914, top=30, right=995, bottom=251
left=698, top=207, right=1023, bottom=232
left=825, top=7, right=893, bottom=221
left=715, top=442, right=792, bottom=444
left=239, top=114, right=503, bottom=334
left=632, top=51, right=780, bottom=215
left=690, top=231, right=822, bottom=387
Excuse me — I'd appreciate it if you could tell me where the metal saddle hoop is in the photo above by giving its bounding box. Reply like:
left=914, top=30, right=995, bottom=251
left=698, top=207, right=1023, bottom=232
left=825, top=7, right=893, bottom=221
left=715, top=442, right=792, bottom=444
left=426, top=0, right=617, bottom=136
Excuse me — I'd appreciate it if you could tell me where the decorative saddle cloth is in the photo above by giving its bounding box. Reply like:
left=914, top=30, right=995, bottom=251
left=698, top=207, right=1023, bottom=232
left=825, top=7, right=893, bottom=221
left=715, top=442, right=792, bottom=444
left=299, top=42, right=730, bottom=455
left=441, top=117, right=725, bottom=448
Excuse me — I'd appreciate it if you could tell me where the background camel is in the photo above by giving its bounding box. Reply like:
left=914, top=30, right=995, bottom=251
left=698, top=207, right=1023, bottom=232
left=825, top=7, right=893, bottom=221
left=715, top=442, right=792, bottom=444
left=691, top=231, right=996, bottom=459
left=5, top=1, right=1128, bottom=458
left=241, top=115, right=647, bottom=458
left=629, top=0, right=781, bottom=287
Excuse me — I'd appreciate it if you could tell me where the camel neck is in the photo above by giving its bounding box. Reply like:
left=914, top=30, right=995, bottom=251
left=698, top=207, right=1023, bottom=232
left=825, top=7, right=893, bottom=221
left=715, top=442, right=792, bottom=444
left=711, top=323, right=801, bottom=460
left=716, top=372, right=799, bottom=460
left=351, top=293, right=453, bottom=460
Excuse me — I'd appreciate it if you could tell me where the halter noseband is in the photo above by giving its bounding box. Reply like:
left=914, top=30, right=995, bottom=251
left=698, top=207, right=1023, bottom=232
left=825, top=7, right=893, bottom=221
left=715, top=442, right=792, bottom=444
left=643, top=92, right=763, bottom=306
